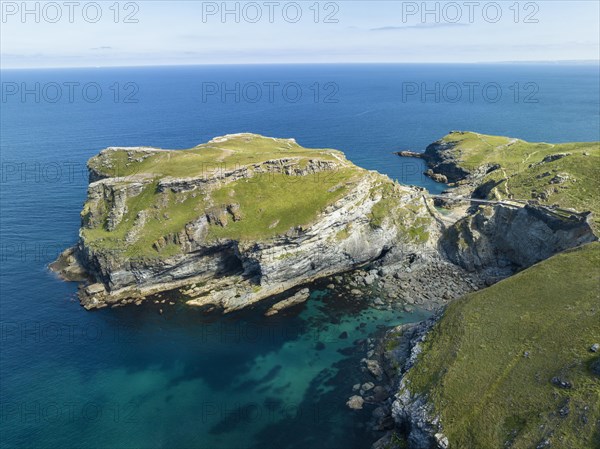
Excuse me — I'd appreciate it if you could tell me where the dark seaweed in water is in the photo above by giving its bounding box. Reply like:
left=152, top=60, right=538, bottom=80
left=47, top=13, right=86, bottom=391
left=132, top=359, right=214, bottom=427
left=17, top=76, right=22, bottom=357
left=2, top=63, right=597, bottom=449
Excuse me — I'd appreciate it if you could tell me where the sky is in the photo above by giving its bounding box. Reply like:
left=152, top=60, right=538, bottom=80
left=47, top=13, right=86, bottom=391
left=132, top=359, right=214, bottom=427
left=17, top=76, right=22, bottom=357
left=1, top=1, right=599, bottom=68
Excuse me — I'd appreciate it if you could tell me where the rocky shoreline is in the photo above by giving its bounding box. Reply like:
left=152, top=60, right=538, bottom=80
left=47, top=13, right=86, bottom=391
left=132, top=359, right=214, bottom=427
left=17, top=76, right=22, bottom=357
left=368, top=317, right=446, bottom=449
left=395, top=131, right=514, bottom=205
left=338, top=253, right=477, bottom=449
left=53, top=134, right=446, bottom=312
left=373, top=132, right=599, bottom=448
left=338, top=301, right=448, bottom=448
left=395, top=132, right=475, bottom=185
left=51, top=132, right=598, bottom=449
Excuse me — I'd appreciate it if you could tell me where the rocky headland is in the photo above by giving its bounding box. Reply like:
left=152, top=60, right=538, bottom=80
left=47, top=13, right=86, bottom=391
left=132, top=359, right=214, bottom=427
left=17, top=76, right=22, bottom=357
left=52, top=133, right=447, bottom=311
left=379, top=131, right=599, bottom=448
left=53, top=132, right=595, bottom=312
left=51, top=131, right=599, bottom=448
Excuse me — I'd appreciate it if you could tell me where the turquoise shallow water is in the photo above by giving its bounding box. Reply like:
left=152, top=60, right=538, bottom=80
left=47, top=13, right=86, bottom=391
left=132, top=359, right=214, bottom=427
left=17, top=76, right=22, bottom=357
left=1, top=286, right=429, bottom=449
left=1, top=63, right=598, bottom=448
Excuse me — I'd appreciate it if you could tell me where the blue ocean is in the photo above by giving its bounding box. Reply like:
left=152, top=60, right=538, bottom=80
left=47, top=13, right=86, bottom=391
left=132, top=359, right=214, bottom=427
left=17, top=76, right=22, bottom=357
left=1, top=64, right=599, bottom=449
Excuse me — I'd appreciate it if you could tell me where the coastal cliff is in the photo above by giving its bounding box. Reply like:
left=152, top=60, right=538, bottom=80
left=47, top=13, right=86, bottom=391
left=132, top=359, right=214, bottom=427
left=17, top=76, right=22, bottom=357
left=442, top=204, right=596, bottom=275
left=51, top=131, right=600, bottom=447
left=53, top=131, right=597, bottom=316
left=53, top=133, right=441, bottom=310
left=383, top=132, right=599, bottom=448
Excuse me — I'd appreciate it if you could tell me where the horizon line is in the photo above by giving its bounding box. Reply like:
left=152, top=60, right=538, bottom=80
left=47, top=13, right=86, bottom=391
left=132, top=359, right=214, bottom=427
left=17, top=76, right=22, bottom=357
left=1, top=60, right=599, bottom=70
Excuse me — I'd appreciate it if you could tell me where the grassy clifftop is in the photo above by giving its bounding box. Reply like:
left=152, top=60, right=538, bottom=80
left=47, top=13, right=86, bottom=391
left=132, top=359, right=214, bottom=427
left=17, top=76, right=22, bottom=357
left=87, top=133, right=347, bottom=179
left=80, top=134, right=428, bottom=260
left=433, top=131, right=600, bottom=223
left=81, top=134, right=361, bottom=258
left=406, top=242, right=600, bottom=448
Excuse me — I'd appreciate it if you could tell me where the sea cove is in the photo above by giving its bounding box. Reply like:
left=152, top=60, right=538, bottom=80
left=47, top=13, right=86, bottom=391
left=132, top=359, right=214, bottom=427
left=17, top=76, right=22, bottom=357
left=1, top=63, right=599, bottom=449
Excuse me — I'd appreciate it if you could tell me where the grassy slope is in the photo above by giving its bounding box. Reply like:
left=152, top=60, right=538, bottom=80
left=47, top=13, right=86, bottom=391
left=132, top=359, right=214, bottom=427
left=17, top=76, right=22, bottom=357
left=405, top=132, right=600, bottom=448
left=80, top=134, right=395, bottom=258
left=207, top=169, right=358, bottom=241
left=439, top=132, right=600, bottom=225
left=406, top=241, right=600, bottom=448
left=88, top=134, right=344, bottom=179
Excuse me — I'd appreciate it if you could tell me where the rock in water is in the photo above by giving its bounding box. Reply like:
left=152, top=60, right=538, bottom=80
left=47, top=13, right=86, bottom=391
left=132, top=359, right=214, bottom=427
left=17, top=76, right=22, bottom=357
left=366, top=359, right=383, bottom=380
left=361, top=382, right=375, bottom=392
left=264, top=288, right=310, bottom=316
left=346, top=395, right=365, bottom=410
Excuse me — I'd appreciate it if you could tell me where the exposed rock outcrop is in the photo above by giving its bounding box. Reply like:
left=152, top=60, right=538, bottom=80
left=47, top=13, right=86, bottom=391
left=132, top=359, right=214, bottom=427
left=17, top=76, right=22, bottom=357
left=395, top=141, right=472, bottom=183
left=441, top=204, right=597, bottom=274
left=264, top=288, right=310, bottom=316
left=71, top=172, right=437, bottom=311
left=372, top=318, right=442, bottom=449
left=53, top=134, right=441, bottom=310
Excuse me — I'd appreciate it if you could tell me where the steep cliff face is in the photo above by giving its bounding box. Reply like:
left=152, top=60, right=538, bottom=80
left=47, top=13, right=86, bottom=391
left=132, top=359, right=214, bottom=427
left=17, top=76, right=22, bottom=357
left=381, top=131, right=599, bottom=449
left=421, top=139, right=473, bottom=183
left=441, top=204, right=597, bottom=274
left=55, top=134, right=440, bottom=310
left=388, top=243, right=600, bottom=449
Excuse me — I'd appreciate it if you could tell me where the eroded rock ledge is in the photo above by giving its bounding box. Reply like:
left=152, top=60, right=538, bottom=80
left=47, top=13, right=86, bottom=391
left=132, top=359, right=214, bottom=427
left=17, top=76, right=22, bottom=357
left=52, top=134, right=442, bottom=311
left=53, top=133, right=597, bottom=316
left=377, top=131, right=599, bottom=448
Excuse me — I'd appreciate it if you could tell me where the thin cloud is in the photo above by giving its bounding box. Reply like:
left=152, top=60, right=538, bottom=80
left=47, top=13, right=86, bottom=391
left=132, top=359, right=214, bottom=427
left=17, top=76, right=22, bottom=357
left=371, top=23, right=470, bottom=31
left=90, top=46, right=113, bottom=51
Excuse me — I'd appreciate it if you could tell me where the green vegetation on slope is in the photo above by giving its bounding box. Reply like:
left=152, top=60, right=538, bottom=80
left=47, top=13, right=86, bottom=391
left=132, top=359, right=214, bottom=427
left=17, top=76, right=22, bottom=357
left=406, top=242, right=600, bottom=448
left=82, top=180, right=206, bottom=258
left=208, top=169, right=357, bottom=241
left=88, top=134, right=344, bottom=179
left=369, top=180, right=431, bottom=244
left=439, top=131, right=600, bottom=224
left=80, top=134, right=373, bottom=258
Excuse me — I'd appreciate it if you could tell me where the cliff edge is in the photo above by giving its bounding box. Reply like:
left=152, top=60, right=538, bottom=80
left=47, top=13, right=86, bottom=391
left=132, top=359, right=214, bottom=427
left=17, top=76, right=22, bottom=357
left=52, top=133, right=440, bottom=310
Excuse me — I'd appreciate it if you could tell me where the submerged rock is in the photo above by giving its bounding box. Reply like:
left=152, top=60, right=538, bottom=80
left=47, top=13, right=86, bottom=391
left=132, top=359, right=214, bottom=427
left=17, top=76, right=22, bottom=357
left=346, top=395, right=365, bottom=410
left=361, top=382, right=375, bottom=392
left=366, top=359, right=383, bottom=380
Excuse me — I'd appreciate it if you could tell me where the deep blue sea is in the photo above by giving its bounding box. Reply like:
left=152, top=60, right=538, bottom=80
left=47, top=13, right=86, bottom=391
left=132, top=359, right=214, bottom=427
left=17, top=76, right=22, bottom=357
left=1, top=64, right=599, bottom=449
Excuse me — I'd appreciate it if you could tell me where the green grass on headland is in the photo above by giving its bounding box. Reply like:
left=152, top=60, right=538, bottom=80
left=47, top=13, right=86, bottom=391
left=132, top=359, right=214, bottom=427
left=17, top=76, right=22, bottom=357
left=81, top=134, right=418, bottom=259
left=438, top=131, right=600, bottom=227
left=207, top=169, right=357, bottom=241
left=406, top=242, right=600, bottom=449
left=88, top=133, right=345, bottom=179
